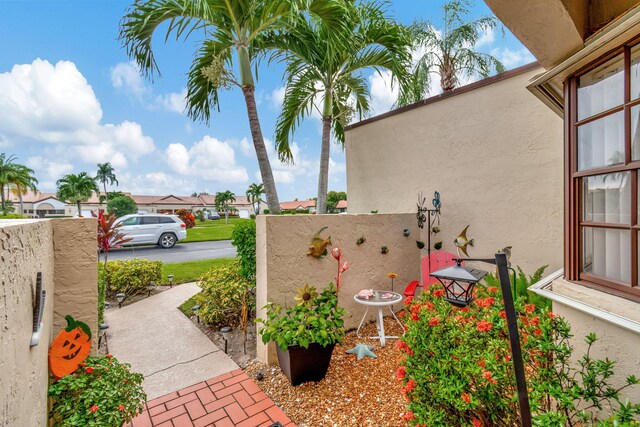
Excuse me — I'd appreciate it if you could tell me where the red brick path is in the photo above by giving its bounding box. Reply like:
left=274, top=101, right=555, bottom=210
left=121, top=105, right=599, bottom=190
left=128, top=369, right=296, bottom=427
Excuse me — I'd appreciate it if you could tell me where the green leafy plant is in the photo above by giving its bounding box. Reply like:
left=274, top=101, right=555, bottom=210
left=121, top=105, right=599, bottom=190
left=106, top=195, right=137, bottom=218
left=263, top=209, right=270, bottom=214
left=257, top=283, right=346, bottom=351
left=231, top=219, right=256, bottom=282
left=48, top=355, right=146, bottom=427
left=194, top=209, right=206, bottom=221
left=398, top=284, right=640, bottom=426
left=106, top=259, right=162, bottom=296
left=193, top=262, right=254, bottom=326
left=98, top=264, right=106, bottom=324
left=483, top=265, right=551, bottom=310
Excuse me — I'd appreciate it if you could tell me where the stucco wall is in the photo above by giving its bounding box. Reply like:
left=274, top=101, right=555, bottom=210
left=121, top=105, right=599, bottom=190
left=550, top=279, right=640, bottom=405
left=345, top=67, right=563, bottom=275
left=0, top=220, right=55, bottom=427
left=256, top=214, right=420, bottom=363
left=0, top=218, right=97, bottom=426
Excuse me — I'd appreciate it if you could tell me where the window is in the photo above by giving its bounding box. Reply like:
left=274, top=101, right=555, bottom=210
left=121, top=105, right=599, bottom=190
left=158, top=217, right=175, bottom=224
left=120, top=217, right=139, bottom=226
left=140, top=216, right=160, bottom=225
left=567, top=40, right=640, bottom=299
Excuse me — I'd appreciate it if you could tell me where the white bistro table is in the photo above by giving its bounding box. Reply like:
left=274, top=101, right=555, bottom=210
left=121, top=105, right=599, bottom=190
left=353, top=290, right=404, bottom=347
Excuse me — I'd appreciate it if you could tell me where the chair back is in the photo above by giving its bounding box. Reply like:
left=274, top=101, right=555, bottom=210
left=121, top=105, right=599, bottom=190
left=422, top=251, right=459, bottom=286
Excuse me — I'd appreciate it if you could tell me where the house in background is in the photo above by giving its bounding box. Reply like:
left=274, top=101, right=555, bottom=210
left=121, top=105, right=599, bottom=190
left=7, top=191, right=66, bottom=217
left=484, top=0, right=640, bottom=403
left=336, top=199, right=347, bottom=213
left=279, top=199, right=317, bottom=213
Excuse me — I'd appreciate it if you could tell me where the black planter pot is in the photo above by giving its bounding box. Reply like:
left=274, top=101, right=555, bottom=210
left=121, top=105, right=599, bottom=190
left=276, top=343, right=335, bottom=386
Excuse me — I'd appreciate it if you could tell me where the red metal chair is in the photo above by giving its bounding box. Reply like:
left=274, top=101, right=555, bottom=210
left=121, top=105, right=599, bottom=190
left=404, top=251, right=460, bottom=297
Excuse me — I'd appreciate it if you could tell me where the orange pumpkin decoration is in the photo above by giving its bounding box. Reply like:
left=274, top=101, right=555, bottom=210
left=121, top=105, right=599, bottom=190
left=48, top=315, right=92, bottom=379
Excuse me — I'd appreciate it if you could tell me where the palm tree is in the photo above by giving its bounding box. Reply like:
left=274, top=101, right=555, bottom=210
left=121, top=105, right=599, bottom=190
left=0, top=153, right=19, bottom=214
left=9, top=165, right=38, bottom=215
left=119, top=0, right=348, bottom=214
left=246, top=183, right=265, bottom=215
left=56, top=172, right=99, bottom=217
left=270, top=1, right=410, bottom=213
left=397, top=0, right=504, bottom=106
left=215, top=190, right=236, bottom=224
left=95, top=162, right=118, bottom=205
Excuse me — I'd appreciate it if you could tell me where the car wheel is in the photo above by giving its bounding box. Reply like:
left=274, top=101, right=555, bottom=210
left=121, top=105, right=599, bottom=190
left=159, top=233, right=176, bottom=249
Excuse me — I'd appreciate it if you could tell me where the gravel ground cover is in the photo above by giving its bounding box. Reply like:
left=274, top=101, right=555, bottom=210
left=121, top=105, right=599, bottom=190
left=244, top=318, right=408, bottom=427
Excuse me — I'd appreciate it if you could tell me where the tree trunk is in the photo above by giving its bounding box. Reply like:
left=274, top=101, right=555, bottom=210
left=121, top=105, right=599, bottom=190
left=225, top=211, right=229, bottom=225
left=440, top=59, right=456, bottom=92
left=104, top=182, right=108, bottom=206
left=19, top=192, right=23, bottom=216
left=77, top=201, right=82, bottom=217
left=316, top=116, right=332, bottom=214
left=241, top=86, right=280, bottom=214
left=0, top=185, right=5, bottom=215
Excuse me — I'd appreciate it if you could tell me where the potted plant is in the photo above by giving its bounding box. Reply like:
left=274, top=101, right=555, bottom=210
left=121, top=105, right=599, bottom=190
left=258, top=283, right=345, bottom=385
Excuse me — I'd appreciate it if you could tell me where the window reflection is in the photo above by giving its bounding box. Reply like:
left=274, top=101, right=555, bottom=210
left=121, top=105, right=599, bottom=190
left=582, top=227, right=630, bottom=284
left=583, top=172, right=630, bottom=224
left=577, top=111, right=624, bottom=170
left=578, top=55, right=624, bottom=121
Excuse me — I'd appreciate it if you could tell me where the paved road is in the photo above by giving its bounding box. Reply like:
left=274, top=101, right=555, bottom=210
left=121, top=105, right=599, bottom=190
left=101, top=240, right=236, bottom=263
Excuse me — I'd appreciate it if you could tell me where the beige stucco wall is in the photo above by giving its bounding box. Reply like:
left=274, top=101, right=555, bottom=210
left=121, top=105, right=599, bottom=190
left=0, top=218, right=97, bottom=426
left=550, top=279, right=640, bottom=405
left=256, top=214, right=420, bottom=363
left=345, top=67, right=563, bottom=275
left=0, top=220, right=55, bottom=427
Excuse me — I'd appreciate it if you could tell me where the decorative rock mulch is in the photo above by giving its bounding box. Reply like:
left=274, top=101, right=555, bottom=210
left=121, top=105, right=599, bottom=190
left=244, top=318, right=408, bottom=427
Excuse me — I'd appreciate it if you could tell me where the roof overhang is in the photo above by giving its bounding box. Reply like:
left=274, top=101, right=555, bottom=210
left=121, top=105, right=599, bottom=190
left=528, top=4, right=640, bottom=117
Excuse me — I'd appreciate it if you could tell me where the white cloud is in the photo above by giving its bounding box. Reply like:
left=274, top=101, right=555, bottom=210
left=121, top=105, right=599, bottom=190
left=165, top=135, right=249, bottom=183
left=239, top=137, right=253, bottom=158
left=26, top=156, right=73, bottom=181
left=155, top=88, right=187, bottom=114
left=490, top=47, right=535, bottom=68
left=0, top=59, right=155, bottom=174
left=110, top=61, right=148, bottom=99
left=117, top=171, right=195, bottom=196
left=269, top=86, right=286, bottom=109
left=475, top=27, right=495, bottom=48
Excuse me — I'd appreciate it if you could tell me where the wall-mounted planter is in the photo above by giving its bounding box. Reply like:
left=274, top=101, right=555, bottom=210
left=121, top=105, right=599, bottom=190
left=276, top=343, right=335, bottom=386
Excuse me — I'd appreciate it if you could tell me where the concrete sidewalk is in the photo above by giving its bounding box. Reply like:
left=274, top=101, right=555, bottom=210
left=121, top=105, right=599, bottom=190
left=105, top=282, right=238, bottom=400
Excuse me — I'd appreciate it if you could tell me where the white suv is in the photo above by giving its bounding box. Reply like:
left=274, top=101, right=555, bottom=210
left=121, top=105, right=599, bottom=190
left=116, top=214, right=187, bottom=248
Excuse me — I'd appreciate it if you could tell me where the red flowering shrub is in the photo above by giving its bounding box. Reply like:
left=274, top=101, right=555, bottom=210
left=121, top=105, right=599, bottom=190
left=175, top=208, right=195, bottom=229
left=398, top=282, right=640, bottom=426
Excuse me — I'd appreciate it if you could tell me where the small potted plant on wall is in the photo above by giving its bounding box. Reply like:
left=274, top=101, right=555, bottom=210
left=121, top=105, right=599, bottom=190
left=257, top=283, right=345, bottom=386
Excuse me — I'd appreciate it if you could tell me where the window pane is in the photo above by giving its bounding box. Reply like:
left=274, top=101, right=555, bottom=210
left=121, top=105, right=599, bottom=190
left=631, top=44, right=640, bottom=100
left=577, top=111, right=624, bottom=170
left=583, top=172, right=630, bottom=224
left=578, top=54, right=624, bottom=121
left=582, top=227, right=630, bottom=283
left=631, top=104, right=640, bottom=161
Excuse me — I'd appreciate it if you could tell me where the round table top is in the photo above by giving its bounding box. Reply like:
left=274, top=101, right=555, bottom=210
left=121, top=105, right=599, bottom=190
left=353, top=290, right=403, bottom=306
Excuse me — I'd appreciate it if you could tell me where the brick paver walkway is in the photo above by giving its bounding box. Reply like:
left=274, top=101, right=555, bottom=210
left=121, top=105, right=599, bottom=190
left=127, top=369, right=295, bottom=427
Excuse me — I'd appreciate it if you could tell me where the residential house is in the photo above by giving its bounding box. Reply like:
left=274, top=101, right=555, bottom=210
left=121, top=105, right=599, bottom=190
left=279, top=199, right=317, bottom=213
left=336, top=199, right=348, bottom=213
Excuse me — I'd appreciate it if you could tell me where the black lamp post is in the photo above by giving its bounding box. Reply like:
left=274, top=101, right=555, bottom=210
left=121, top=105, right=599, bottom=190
left=429, top=252, right=532, bottom=427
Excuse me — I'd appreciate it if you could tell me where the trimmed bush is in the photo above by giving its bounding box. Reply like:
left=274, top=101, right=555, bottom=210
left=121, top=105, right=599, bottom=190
left=193, top=262, right=254, bottom=326
left=175, top=208, right=196, bottom=229
left=263, top=209, right=270, bottom=214
left=231, top=219, right=256, bottom=281
left=106, top=195, right=138, bottom=218
left=106, top=259, right=162, bottom=296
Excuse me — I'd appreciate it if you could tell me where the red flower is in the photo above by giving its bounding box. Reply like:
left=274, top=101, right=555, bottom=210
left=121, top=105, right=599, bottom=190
left=106, top=354, right=112, bottom=359
left=524, top=304, right=536, bottom=313
left=118, top=405, right=125, bottom=411
left=472, top=419, right=482, bottom=427
left=487, top=286, right=498, bottom=293
left=534, top=328, right=543, bottom=336
left=461, top=393, right=471, bottom=403
left=410, top=313, right=419, bottom=321
left=451, top=355, right=460, bottom=361
left=476, top=320, right=493, bottom=332
left=498, top=310, right=507, bottom=319
left=432, top=289, right=445, bottom=298
left=398, top=310, right=406, bottom=318
left=401, top=411, right=415, bottom=421
left=90, top=405, right=99, bottom=413
left=405, top=379, right=417, bottom=392
left=86, top=367, right=94, bottom=374
left=477, top=359, right=486, bottom=368
left=475, top=297, right=495, bottom=308
left=331, top=247, right=341, bottom=260
left=403, top=296, right=414, bottom=305
left=505, top=355, right=512, bottom=362
left=530, top=316, right=540, bottom=326
left=425, top=301, right=435, bottom=310
left=482, top=370, right=497, bottom=384
left=547, top=312, right=556, bottom=319
left=428, top=317, right=440, bottom=326
left=395, top=366, right=406, bottom=380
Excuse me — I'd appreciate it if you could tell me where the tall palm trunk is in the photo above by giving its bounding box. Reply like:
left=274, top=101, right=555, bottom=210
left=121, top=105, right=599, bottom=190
left=317, top=116, right=332, bottom=214
left=77, top=201, right=82, bottom=216
left=0, top=185, right=5, bottom=215
left=103, top=181, right=108, bottom=206
left=242, top=86, right=280, bottom=213
left=18, top=192, right=23, bottom=216
left=225, top=210, right=229, bottom=225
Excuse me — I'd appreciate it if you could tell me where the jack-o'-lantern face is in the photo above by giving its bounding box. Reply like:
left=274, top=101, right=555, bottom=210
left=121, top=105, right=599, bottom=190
left=49, top=315, right=92, bottom=379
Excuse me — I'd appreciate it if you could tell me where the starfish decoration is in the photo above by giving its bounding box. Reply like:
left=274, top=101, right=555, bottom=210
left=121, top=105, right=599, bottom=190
left=345, top=343, right=377, bottom=361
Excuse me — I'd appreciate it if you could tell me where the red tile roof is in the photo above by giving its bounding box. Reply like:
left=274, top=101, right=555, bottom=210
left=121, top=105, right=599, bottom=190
left=336, top=200, right=347, bottom=209
left=280, top=200, right=316, bottom=210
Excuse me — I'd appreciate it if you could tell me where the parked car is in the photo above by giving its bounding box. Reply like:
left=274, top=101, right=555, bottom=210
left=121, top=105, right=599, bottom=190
left=115, top=214, right=187, bottom=248
left=205, top=211, right=221, bottom=220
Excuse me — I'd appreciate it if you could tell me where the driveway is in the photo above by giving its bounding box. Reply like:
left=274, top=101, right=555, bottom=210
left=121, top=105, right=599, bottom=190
left=101, top=240, right=236, bottom=263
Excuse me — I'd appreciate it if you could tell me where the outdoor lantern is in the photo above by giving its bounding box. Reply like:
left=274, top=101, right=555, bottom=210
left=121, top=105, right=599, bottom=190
left=220, top=326, right=232, bottom=353
left=192, top=304, right=201, bottom=323
left=429, top=259, right=488, bottom=307
left=116, top=293, right=126, bottom=309
left=167, top=274, right=174, bottom=288
left=147, top=281, right=156, bottom=297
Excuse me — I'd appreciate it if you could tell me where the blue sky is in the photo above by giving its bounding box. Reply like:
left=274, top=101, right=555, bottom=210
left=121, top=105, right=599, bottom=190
left=0, top=0, right=534, bottom=201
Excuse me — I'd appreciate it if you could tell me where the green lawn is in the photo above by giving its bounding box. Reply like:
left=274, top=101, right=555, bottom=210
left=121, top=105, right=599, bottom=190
left=162, top=258, right=235, bottom=284
left=181, top=218, right=247, bottom=243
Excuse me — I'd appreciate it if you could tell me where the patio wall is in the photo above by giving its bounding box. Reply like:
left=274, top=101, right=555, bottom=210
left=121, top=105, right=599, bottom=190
left=256, top=214, right=420, bottom=363
left=344, top=64, right=564, bottom=275
left=0, top=218, right=97, bottom=426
